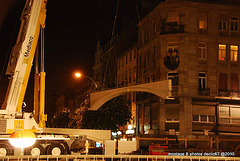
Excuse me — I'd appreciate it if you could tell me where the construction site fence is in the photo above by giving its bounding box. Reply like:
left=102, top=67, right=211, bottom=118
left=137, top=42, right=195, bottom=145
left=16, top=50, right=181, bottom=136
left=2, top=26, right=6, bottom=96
left=138, top=137, right=240, bottom=150
left=0, top=155, right=240, bottom=161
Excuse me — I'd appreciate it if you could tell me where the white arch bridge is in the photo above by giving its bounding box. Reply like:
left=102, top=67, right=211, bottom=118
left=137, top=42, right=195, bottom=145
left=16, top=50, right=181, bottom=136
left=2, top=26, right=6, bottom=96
left=89, top=80, right=172, bottom=110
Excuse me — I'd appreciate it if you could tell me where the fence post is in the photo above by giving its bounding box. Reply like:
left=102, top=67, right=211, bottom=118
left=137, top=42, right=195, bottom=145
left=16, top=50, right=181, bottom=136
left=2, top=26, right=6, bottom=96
left=210, top=137, right=213, bottom=149
left=185, top=137, right=187, bottom=148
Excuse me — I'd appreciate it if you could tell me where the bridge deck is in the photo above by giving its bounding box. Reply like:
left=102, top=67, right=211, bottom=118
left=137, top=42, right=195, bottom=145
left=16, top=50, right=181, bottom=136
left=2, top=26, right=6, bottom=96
left=90, top=80, right=172, bottom=110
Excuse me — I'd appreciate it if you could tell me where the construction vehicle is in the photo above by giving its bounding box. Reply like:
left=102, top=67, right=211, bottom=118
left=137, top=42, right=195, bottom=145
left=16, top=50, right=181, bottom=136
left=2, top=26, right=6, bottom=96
left=0, top=0, right=111, bottom=156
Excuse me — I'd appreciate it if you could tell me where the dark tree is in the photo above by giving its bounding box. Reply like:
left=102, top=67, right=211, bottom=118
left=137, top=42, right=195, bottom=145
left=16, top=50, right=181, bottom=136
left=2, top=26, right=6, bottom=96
left=55, top=95, right=132, bottom=131
left=81, top=95, right=132, bottom=132
left=49, top=111, right=70, bottom=128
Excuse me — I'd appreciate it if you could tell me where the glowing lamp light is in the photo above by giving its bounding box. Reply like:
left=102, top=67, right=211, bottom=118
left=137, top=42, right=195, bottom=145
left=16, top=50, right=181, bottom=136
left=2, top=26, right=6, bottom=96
left=9, top=130, right=36, bottom=149
left=126, top=129, right=134, bottom=134
left=111, top=132, right=117, bottom=136
left=75, top=72, right=82, bottom=78
left=117, top=131, right=122, bottom=135
left=127, top=124, right=133, bottom=130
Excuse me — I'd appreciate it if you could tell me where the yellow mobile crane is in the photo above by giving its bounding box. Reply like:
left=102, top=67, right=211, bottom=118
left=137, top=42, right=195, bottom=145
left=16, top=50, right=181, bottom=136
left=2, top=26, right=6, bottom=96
left=1, top=0, right=47, bottom=133
left=0, top=0, right=111, bottom=156
left=0, top=0, right=55, bottom=156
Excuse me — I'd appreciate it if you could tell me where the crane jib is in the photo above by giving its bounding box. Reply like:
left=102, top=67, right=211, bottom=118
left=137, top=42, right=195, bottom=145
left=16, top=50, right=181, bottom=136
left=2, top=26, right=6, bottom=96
left=24, top=36, right=33, bottom=58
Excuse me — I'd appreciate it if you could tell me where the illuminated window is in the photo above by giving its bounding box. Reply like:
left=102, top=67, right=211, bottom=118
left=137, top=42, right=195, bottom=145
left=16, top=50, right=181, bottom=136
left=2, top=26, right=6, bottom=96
left=199, top=20, right=207, bottom=29
left=231, top=17, right=239, bottom=32
left=230, top=45, right=238, bottom=61
left=231, top=108, right=240, bottom=118
left=219, top=44, right=226, bottom=61
left=219, top=106, right=240, bottom=124
left=219, top=21, right=227, bottom=31
left=198, top=43, right=207, bottom=59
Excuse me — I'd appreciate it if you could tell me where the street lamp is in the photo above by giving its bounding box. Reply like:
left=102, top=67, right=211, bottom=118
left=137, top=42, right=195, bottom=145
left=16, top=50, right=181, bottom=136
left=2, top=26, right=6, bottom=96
left=74, top=72, right=99, bottom=90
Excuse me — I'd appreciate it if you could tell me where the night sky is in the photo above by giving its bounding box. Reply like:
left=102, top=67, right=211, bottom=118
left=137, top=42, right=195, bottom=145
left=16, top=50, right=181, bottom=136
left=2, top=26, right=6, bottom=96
left=1, top=0, right=239, bottom=119
left=0, top=0, right=139, bottom=118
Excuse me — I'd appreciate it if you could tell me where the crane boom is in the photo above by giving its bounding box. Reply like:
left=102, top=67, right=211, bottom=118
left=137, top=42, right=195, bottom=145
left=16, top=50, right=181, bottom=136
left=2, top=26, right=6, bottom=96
left=0, top=0, right=47, bottom=133
left=1, top=0, right=47, bottom=116
left=0, top=1, right=112, bottom=156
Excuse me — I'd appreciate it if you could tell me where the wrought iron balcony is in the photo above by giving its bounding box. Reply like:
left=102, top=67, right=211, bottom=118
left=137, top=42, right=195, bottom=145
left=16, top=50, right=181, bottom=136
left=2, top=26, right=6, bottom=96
left=160, top=22, right=184, bottom=35
left=218, top=89, right=240, bottom=97
left=198, top=88, right=210, bottom=96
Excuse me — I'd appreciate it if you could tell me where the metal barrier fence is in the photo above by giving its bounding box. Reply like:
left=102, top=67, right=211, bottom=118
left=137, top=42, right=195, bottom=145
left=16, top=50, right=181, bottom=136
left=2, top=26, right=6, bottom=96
left=0, top=155, right=239, bottom=161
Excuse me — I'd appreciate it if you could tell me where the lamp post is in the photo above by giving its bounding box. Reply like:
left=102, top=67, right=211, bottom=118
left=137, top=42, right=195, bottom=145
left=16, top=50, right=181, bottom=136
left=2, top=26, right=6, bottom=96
left=75, top=72, right=99, bottom=90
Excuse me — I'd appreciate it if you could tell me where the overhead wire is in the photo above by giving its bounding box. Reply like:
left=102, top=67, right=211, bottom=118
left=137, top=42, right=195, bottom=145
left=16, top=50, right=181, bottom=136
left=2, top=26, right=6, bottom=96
left=111, top=0, right=120, bottom=37
left=134, top=0, right=141, bottom=23
left=103, top=0, right=120, bottom=88
left=102, top=0, right=141, bottom=89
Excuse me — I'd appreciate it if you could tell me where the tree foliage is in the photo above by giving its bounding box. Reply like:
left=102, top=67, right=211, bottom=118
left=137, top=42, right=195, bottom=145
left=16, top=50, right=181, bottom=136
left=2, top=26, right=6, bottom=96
left=69, top=95, right=132, bottom=132
left=50, top=95, right=132, bottom=131
left=49, top=111, right=70, bottom=128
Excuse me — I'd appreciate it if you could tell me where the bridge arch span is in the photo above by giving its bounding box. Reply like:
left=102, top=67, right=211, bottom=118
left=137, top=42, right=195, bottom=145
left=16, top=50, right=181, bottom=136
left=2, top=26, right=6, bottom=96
left=89, top=80, right=171, bottom=110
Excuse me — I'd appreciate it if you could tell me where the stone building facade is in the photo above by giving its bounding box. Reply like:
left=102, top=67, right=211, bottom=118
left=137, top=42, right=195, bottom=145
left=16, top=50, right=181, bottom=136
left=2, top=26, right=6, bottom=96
left=136, top=0, right=240, bottom=150
left=93, top=36, right=119, bottom=90
left=90, top=0, right=240, bottom=151
left=117, top=43, right=138, bottom=127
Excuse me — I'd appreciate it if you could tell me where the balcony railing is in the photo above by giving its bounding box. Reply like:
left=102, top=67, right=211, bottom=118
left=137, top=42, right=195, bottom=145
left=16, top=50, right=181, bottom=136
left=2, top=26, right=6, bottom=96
left=160, top=22, right=184, bottom=35
left=218, top=89, right=240, bottom=97
left=198, top=88, right=210, bottom=96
